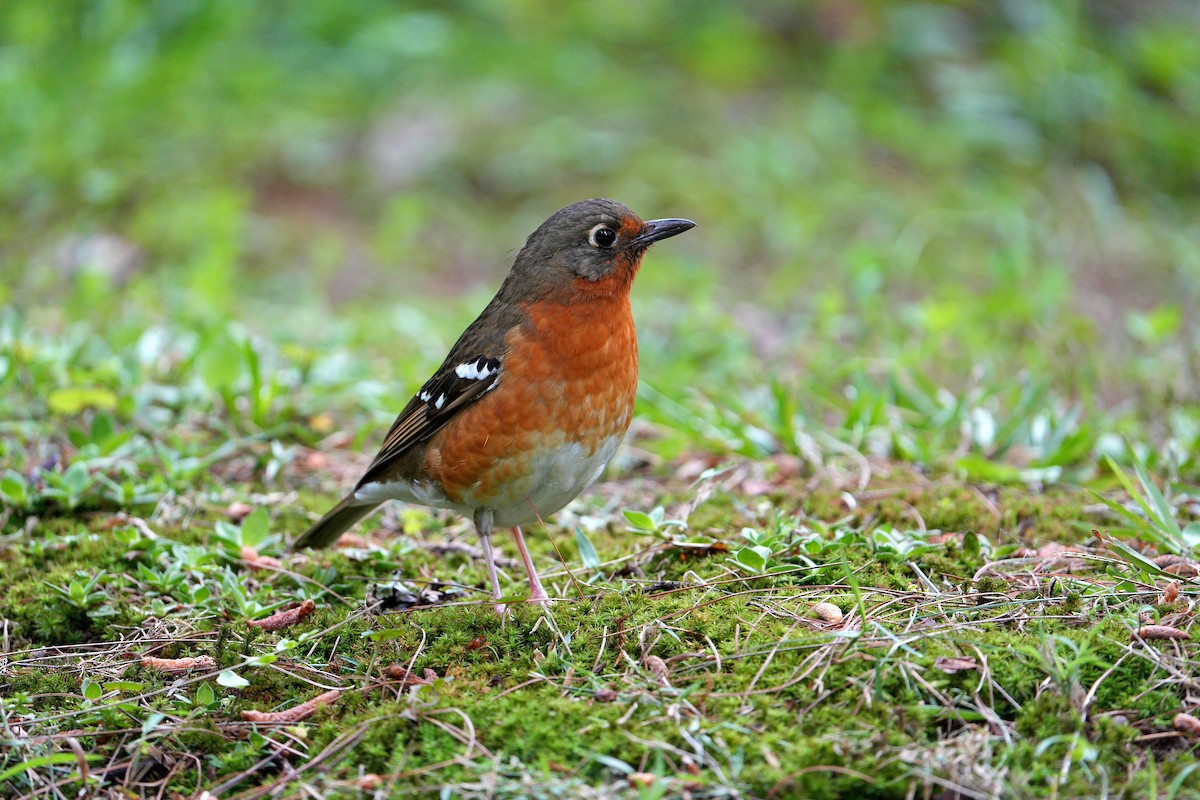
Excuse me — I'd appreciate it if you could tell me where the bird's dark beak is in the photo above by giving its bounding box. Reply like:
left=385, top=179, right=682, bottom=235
left=631, top=218, right=696, bottom=248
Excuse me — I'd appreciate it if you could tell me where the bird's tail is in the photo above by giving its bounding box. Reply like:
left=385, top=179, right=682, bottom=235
left=292, top=496, right=378, bottom=550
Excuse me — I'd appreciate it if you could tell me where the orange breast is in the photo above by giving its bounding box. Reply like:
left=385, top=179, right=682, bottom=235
left=423, top=295, right=639, bottom=509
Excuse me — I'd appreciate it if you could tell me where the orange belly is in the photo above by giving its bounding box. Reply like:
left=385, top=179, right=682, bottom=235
left=422, top=295, right=638, bottom=521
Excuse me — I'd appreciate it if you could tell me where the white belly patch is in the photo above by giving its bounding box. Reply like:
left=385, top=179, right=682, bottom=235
left=352, top=434, right=623, bottom=528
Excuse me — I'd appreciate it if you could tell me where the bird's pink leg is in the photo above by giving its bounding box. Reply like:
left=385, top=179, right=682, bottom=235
left=474, top=509, right=506, bottom=614
left=511, top=526, right=550, bottom=604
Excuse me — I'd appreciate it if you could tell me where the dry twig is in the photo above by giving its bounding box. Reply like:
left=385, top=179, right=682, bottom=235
left=1133, top=625, right=1190, bottom=641
left=241, top=689, right=341, bottom=724
left=140, top=655, right=216, bottom=673
left=644, top=655, right=671, bottom=687
left=247, top=599, right=316, bottom=631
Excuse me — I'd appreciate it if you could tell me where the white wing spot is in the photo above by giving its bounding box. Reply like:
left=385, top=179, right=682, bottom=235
left=419, top=390, right=432, bottom=402
left=455, top=357, right=496, bottom=381
left=435, top=393, right=446, bottom=409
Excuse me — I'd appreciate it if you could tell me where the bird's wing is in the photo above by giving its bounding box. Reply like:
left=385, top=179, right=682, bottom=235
left=355, top=353, right=503, bottom=488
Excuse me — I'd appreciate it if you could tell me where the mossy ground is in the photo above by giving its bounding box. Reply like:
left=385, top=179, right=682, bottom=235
left=4, top=3, right=1200, bottom=797
left=3, top=460, right=1198, bottom=799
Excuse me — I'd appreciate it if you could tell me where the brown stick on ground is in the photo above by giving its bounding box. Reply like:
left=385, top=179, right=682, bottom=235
left=1174, top=713, right=1200, bottom=738
left=644, top=655, right=671, bottom=687
left=240, top=689, right=341, bottom=723
left=247, top=599, right=316, bottom=631
left=141, top=655, right=217, bottom=672
left=1133, top=625, right=1190, bottom=641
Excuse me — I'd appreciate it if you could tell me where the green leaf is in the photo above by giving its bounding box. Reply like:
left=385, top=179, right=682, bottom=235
left=1106, top=454, right=1162, bottom=529
left=90, top=410, right=115, bottom=443
left=216, top=670, right=249, bottom=688
left=103, top=681, right=144, bottom=693
left=141, top=712, right=166, bottom=736
left=196, top=329, right=245, bottom=393
left=0, top=471, right=27, bottom=506
left=62, top=461, right=91, bottom=496
left=1182, top=522, right=1200, bottom=549
left=963, top=530, right=981, bottom=562
left=48, top=386, right=118, bottom=414
left=0, top=754, right=101, bottom=785
left=214, top=519, right=241, bottom=544
left=1130, top=445, right=1183, bottom=541
left=734, top=546, right=766, bottom=571
left=1101, top=535, right=1167, bottom=581
left=1125, top=305, right=1181, bottom=344
left=623, top=509, right=656, bottom=532
left=590, top=753, right=635, bottom=775
left=196, top=681, right=215, bottom=707
left=955, top=455, right=1023, bottom=484
left=241, top=508, right=269, bottom=546
left=573, top=526, right=600, bottom=569
left=82, top=678, right=102, bottom=700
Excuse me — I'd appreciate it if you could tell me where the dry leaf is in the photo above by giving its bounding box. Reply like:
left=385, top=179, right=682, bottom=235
left=225, top=502, right=253, bottom=522
left=1133, top=625, right=1190, bottom=641
left=1174, top=713, right=1200, bottom=738
left=934, top=656, right=978, bottom=674
left=336, top=533, right=372, bottom=549
left=593, top=687, right=618, bottom=703
left=140, top=655, right=216, bottom=673
left=247, top=599, right=316, bottom=631
left=240, top=689, right=340, bottom=724
left=741, top=479, right=773, bottom=496
left=1160, top=581, right=1180, bottom=605
left=628, top=773, right=657, bottom=788
left=772, top=454, right=802, bottom=480
left=241, top=546, right=282, bottom=572
left=308, top=413, right=335, bottom=434
left=357, top=774, right=384, bottom=790
left=382, top=665, right=430, bottom=685
left=812, top=602, right=844, bottom=623
left=1037, top=542, right=1082, bottom=558
left=1154, top=555, right=1200, bottom=577
left=644, top=655, right=671, bottom=687
left=466, top=635, right=488, bottom=651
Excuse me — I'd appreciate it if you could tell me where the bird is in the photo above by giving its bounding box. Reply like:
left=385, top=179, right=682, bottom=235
left=292, top=199, right=695, bottom=612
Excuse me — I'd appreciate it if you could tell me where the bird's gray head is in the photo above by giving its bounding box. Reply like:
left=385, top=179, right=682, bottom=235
left=510, top=199, right=695, bottom=291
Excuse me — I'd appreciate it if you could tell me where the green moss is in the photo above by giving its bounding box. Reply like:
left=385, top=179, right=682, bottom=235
left=1016, top=694, right=1082, bottom=741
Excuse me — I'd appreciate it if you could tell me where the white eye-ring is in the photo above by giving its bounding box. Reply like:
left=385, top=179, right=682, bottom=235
left=588, top=223, right=618, bottom=248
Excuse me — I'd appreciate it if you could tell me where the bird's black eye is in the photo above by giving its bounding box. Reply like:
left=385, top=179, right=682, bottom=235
left=588, top=224, right=618, bottom=248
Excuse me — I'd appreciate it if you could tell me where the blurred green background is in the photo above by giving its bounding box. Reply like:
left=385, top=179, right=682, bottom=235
left=7, top=5, right=1200, bottom=794
left=3, top=0, right=1199, bottom=479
